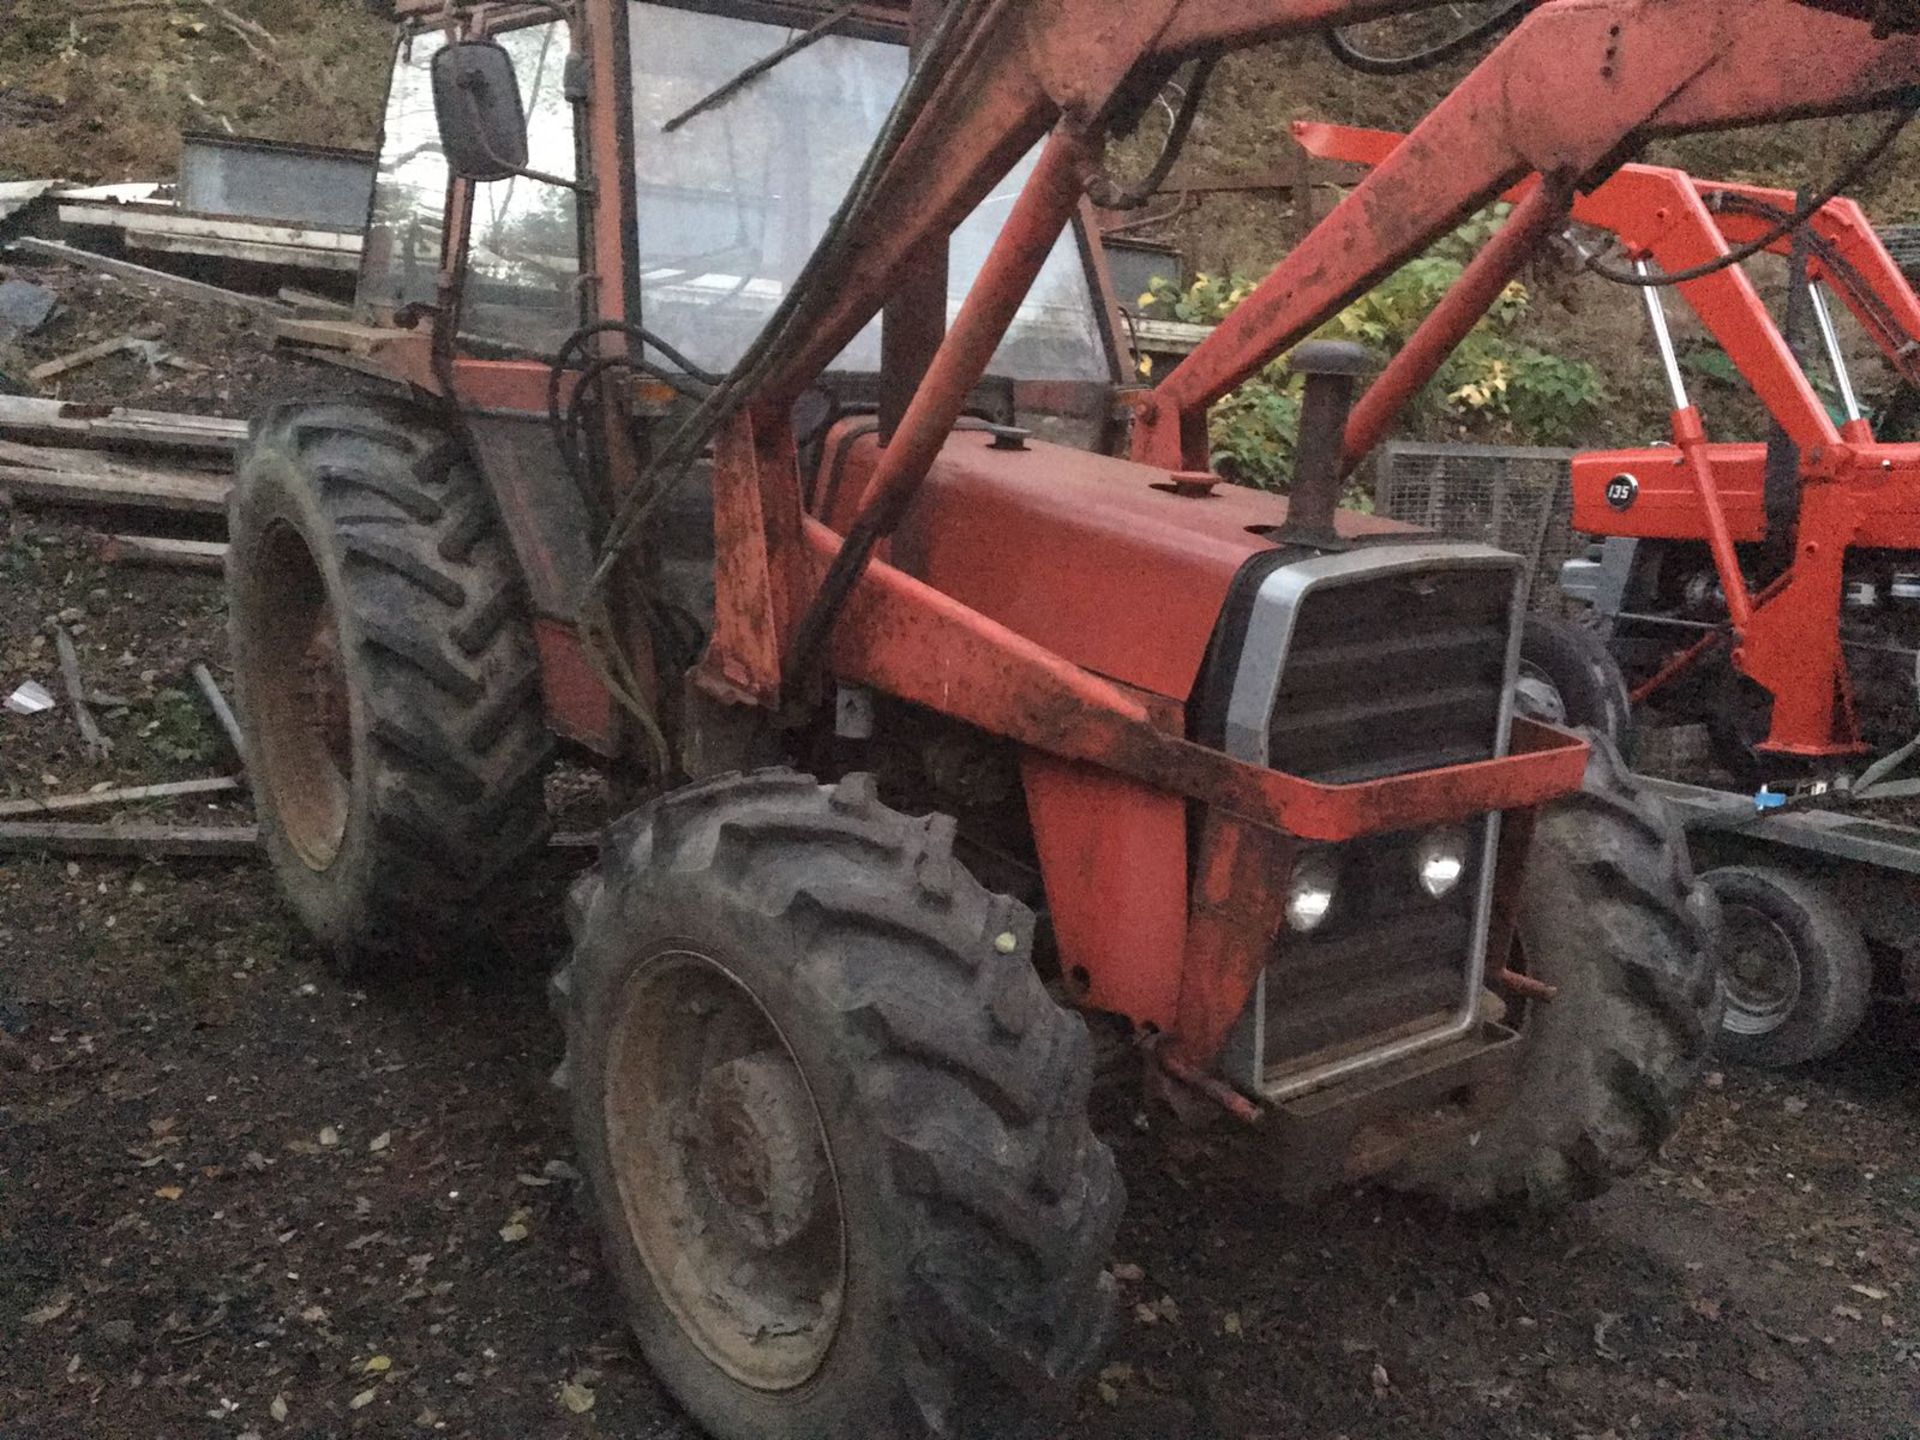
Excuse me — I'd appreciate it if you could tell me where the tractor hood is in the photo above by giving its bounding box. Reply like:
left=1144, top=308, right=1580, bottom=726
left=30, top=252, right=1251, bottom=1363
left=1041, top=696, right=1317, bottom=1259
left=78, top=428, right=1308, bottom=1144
left=811, top=424, right=1414, bottom=701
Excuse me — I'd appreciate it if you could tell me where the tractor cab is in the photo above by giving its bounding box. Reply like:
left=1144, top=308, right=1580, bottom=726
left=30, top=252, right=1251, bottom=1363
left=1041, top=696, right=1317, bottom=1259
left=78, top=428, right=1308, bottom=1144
left=356, top=3, right=1123, bottom=432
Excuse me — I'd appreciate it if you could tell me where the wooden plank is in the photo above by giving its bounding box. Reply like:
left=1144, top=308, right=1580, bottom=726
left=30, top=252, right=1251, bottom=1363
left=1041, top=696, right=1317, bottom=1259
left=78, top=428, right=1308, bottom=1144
left=0, top=776, right=242, bottom=818
left=0, top=395, right=247, bottom=455
left=278, top=287, right=353, bottom=317
left=0, top=821, right=260, bottom=858
left=60, top=200, right=362, bottom=254
left=9, top=237, right=291, bottom=317
left=271, top=316, right=402, bottom=357
left=27, top=334, right=144, bottom=383
left=126, top=227, right=361, bottom=274
left=95, top=534, right=228, bottom=571
left=0, top=436, right=227, bottom=481
left=0, top=459, right=229, bottom=516
left=0, top=821, right=596, bottom=859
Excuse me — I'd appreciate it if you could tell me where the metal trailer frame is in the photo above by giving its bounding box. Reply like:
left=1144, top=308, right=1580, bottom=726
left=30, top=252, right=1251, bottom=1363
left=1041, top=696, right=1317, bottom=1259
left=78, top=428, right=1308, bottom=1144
left=1641, top=774, right=1920, bottom=1003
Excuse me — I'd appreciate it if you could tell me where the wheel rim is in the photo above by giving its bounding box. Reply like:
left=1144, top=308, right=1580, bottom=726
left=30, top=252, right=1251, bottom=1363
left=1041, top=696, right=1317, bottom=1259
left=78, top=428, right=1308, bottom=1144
left=1513, top=661, right=1568, bottom=726
left=603, top=950, right=845, bottom=1391
left=250, top=521, right=353, bottom=870
left=1719, top=902, right=1802, bottom=1035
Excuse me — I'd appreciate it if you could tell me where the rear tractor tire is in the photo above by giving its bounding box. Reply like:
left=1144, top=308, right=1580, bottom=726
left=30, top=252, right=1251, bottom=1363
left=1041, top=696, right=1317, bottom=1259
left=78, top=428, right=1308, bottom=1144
left=227, top=399, right=555, bottom=961
left=554, top=770, right=1122, bottom=1440
left=1389, top=734, right=1722, bottom=1209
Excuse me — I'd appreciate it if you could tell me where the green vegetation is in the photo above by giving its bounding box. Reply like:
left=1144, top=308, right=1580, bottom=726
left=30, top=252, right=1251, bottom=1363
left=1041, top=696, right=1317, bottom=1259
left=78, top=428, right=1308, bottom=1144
left=1139, top=209, right=1606, bottom=492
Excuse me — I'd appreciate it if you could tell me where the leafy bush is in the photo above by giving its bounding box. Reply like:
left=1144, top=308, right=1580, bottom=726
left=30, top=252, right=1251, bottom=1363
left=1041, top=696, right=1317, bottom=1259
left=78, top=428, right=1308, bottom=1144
left=1138, top=209, right=1606, bottom=491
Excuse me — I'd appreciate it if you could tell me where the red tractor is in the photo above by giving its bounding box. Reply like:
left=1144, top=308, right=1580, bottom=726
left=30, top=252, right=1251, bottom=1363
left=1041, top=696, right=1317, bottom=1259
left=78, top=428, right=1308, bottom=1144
left=1302, top=118, right=1920, bottom=781
left=221, top=0, right=1920, bottom=1433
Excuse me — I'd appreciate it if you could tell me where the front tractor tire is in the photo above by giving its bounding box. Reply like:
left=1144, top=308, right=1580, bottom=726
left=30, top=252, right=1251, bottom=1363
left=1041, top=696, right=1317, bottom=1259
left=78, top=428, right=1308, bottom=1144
left=555, top=770, right=1122, bottom=1440
left=227, top=400, right=555, bottom=961
left=1391, top=735, right=1722, bottom=1209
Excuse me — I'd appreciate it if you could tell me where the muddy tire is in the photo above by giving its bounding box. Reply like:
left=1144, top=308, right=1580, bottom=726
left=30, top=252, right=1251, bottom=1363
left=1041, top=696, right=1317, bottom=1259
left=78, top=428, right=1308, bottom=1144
left=1389, top=734, right=1721, bottom=1209
left=1515, top=614, right=1634, bottom=757
left=1707, top=864, right=1870, bottom=1068
left=227, top=398, right=553, bottom=960
left=554, top=770, right=1121, bottom=1440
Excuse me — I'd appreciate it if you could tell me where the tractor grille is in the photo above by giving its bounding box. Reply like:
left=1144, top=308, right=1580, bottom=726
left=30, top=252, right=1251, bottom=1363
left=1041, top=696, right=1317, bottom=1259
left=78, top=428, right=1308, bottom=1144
left=1258, top=824, right=1488, bottom=1074
left=1214, top=545, right=1524, bottom=1096
left=1266, top=563, right=1517, bottom=783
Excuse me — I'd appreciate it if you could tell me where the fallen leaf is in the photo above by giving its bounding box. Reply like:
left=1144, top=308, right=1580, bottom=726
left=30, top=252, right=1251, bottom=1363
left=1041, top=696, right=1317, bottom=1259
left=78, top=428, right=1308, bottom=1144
left=269, top=1395, right=288, bottom=1423
left=1593, top=1311, right=1624, bottom=1361
left=1466, top=1291, right=1492, bottom=1312
left=319, top=1126, right=340, bottom=1148
left=368, top=1132, right=391, bottom=1154
left=500, top=1222, right=529, bottom=1244
left=1110, top=1262, right=1145, bottom=1283
left=1834, top=1304, right=1865, bottom=1321
left=1690, top=1297, right=1723, bottom=1321
left=1851, top=1284, right=1890, bottom=1301
left=155, top=1185, right=183, bottom=1201
left=1370, top=1361, right=1391, bottom=1394
left=1783, top=1097, right=1809, bottom=1116
left=300, top=1305, right=328, bottom=1324
left=365, top=1355, right=392, bottom=1374
left=24, top=1291, right=73, bottom=1326
left=1222, top=1311, right=1242, bottom=1335
left=349, top=1388, right=377, bottom=1410
left=542, top=1158, right=581, bottom=1182
left=558, top=1380, right=595, bottom=1414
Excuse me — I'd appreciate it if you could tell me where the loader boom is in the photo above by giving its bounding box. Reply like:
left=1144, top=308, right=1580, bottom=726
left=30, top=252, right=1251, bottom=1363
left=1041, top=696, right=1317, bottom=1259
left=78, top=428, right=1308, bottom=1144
left=706, top=0, right=1920, bottom=720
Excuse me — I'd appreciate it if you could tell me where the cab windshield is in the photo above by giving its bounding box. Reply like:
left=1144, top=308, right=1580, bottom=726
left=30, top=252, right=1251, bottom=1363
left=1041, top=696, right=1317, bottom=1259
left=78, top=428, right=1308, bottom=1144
left=626, top=2, right=1112, bottom=381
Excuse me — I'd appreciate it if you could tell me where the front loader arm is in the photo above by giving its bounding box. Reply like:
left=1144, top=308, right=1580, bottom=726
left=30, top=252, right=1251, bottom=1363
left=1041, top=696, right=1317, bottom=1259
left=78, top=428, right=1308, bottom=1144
left=1134, top=0, right=1920, bottom=470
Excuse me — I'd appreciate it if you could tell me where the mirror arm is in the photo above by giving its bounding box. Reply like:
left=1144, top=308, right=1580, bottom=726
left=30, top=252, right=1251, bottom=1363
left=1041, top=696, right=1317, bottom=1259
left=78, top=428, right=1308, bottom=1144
left=459, top=86, right=594, bottom=195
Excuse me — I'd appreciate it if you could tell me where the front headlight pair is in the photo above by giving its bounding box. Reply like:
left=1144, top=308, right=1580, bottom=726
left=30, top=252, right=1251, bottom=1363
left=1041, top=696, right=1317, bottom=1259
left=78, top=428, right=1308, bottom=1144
left=1283, top=826, right=1471, bottom=933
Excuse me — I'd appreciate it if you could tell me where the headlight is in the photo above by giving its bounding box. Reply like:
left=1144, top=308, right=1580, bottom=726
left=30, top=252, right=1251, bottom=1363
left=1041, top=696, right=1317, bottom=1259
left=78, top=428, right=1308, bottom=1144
left=1413, top=827, right=1470, bottom=899
left=1285, top=849, right=1341, bottom=933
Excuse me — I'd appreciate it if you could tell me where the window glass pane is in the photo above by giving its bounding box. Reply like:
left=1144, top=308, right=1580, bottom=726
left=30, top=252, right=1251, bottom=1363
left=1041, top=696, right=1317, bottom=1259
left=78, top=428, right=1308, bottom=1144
left=459, top=22, right=582, bottom=353
left=628, top=2, right=1107, bottom=381
left=356, top=29, right=447, bottom=320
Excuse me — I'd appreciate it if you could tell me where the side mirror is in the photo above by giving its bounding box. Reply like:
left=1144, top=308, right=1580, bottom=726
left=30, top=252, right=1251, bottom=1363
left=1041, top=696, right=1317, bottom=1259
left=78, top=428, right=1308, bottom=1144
left=432, top=40, right=529, bottom=182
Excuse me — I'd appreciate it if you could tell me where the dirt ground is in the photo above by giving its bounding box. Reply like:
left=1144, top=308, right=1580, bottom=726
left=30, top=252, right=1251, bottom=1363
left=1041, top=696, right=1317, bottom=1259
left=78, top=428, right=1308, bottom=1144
left=4, top=256, right=1920, bottom=1440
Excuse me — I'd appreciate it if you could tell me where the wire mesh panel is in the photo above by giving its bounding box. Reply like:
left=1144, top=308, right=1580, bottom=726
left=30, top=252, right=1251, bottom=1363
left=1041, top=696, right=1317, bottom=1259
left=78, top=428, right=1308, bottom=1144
left=1373, top=442, right=1578, bottom=606
left=1878, top=224, right=1920, bottom=280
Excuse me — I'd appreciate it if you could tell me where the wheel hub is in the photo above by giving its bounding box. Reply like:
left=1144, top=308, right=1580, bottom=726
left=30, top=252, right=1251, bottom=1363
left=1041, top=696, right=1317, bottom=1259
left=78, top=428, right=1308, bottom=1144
left=603, top=952, right=845, bottom=1391
left=1720, top=902, right=1801, bottom=1035
left=248, top=520, right=353, bottom=871
left=688, top=1050, right=827, bottom=1252
left=1513, top=663, right=1568, bottom=726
